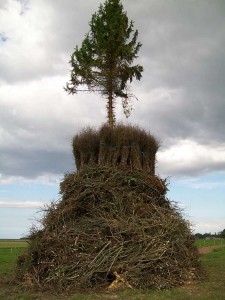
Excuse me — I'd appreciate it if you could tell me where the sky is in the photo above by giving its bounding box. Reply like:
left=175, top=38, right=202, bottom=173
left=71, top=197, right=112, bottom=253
left=0, top=0, right=225, bottom=238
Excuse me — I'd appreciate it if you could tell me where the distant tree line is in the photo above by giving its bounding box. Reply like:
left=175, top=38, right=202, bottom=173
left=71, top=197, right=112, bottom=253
left=195, top=229, right=225, bottom=239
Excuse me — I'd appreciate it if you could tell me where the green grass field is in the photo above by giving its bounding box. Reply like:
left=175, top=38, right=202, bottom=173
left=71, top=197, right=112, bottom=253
left=0, top=240, right=28, bottom=276
left=195, top=238, right=225, bottom=248
left=0, top=241, right=28, bottom=248
left=0, top=240, right=225, bottom=299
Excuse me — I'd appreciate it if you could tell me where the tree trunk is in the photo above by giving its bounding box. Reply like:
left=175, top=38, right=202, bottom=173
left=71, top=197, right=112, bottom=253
left=108, top=90, right=114, bottom=128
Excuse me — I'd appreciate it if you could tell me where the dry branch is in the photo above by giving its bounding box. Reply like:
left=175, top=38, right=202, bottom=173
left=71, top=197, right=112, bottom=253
left=16, top=166, right=201, bottom=291
left=73, top=124, right=159, bottom=174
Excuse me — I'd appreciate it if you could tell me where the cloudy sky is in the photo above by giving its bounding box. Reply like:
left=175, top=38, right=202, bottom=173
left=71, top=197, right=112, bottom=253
left=1, top=0, right=225, bottom=238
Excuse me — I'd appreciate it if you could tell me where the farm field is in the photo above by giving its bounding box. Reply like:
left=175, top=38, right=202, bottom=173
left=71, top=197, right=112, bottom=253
left=0, top=240, right=225, bottom=299
left=195, top=238, right=225, bottom=248
left=0, top=240, right=28, bottom=277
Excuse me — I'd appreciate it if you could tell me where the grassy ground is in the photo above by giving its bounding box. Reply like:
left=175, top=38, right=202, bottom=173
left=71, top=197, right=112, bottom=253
left=195, top=238, right=225, bottom=248
left=0, top=241, right=28, bottom=277
left=0, top=240, right=225, bottom=299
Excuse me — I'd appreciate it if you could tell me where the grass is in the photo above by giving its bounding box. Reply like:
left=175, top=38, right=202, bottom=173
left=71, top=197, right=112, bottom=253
left=194, top=238, right=225, bottom=248
left=0, top=241, right=28, bottom=249
left=0, top=241, right=225, bottom=299
left=0, top=241, right=28, bottom=277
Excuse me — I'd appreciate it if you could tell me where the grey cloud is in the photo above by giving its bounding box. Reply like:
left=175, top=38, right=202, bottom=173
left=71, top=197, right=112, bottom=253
left=0, top=78, right=106, bottom=178
left=0, top=32, right=8, bottom=43
left=1, top=0, right=225, bottom=178
left=0, top=0, right=8, bottom=10
left=126, top=0, right=225, bottom=149
left=0, top=148, right=74, bottom=178
left=135, top=0, right=225, bottom=94
left=133, top=89, right=225, bottom=148
left=18, top=0, right=30, bottom=15
left=0, top=0, right=102, bottom=84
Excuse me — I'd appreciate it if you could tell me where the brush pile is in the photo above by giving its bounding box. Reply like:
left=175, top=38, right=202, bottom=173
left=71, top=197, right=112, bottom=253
left=17, top=165, right=201, bottom=291
left=73, top=124, right=159, bottom=174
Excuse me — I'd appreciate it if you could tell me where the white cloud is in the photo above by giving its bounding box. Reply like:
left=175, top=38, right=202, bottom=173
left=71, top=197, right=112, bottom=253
left=193, top=219, right=225, bottom=234
left=157, top=140, right=225, bottom=176
left=0, top=76, right=105, bottom=150
left=0, top=172, right=61, bottom=185
left=175, top=176, right=225, bottom=190
left=0, top=0, right=67, bottom=83
left=0, top=200, right=46, bottom=208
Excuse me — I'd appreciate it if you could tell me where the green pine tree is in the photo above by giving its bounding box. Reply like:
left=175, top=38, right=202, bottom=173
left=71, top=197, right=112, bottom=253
left=65, top=0, right=143, bottom=127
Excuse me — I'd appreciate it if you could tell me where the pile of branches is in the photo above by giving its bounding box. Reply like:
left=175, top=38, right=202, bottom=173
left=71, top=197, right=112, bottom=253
left=73, top=124, right=159, bottom=174
left=17, top=167, right=201, bottom=291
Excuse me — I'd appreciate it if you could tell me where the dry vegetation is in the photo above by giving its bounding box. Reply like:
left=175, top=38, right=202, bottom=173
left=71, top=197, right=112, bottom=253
left=73, top=124, right=159, bottom=174
left=16, top=125, right=201, bottom=292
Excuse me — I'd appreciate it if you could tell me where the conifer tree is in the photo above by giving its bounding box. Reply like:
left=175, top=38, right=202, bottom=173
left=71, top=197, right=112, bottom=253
left=65, top=0, right=143, bottom=127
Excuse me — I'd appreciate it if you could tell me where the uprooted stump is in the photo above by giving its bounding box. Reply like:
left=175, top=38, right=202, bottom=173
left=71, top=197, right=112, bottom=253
left=16, top=166, right=201, bottom=291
